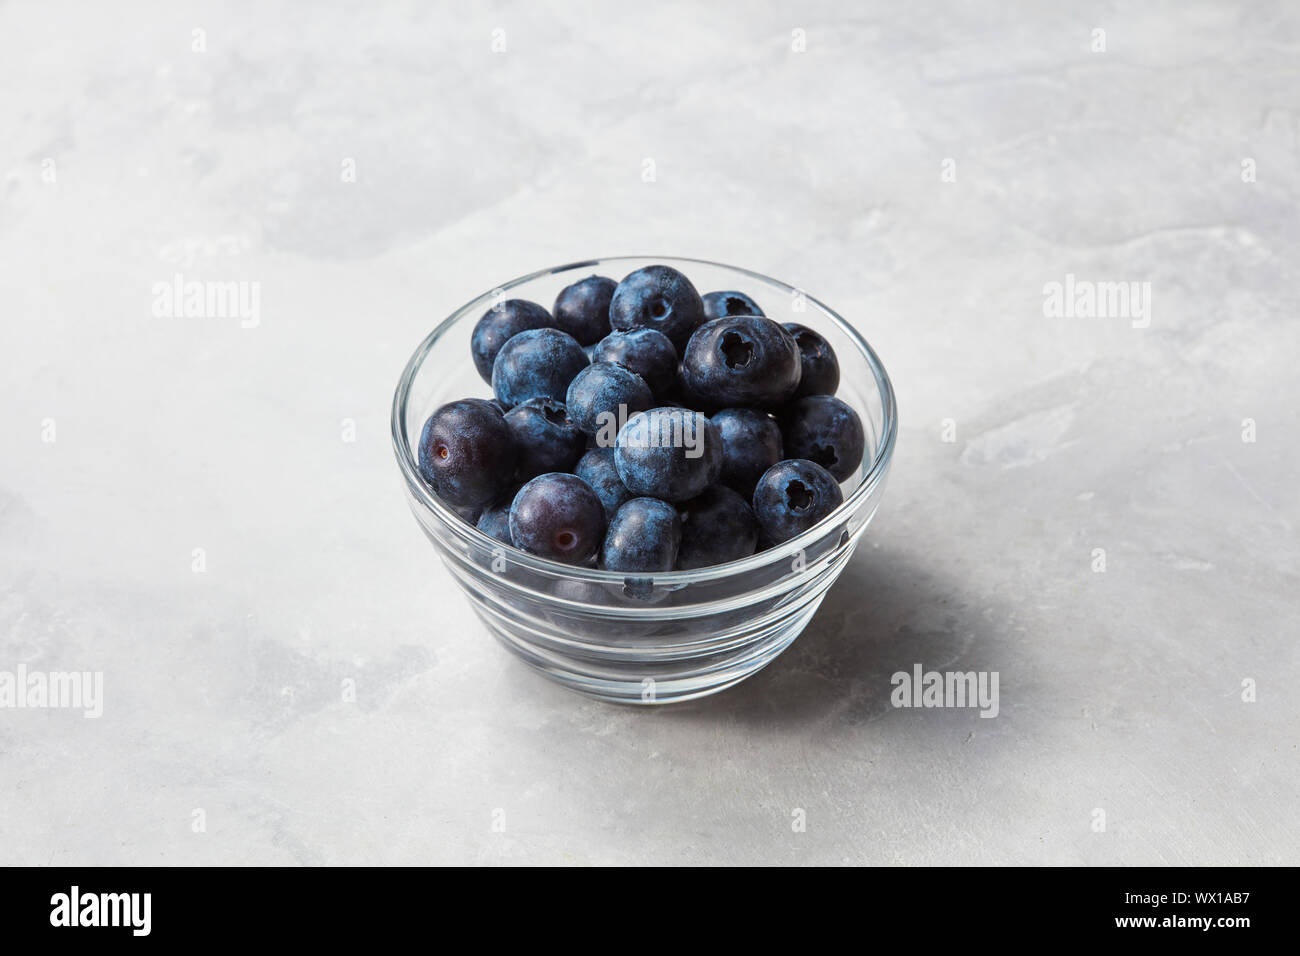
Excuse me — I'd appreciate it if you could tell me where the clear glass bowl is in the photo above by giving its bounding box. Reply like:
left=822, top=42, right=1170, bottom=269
left=391, top=257, right=897, bottom=704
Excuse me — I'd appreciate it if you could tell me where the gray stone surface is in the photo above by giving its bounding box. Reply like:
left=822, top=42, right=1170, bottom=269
left=1, top=1, right=1295, bottom=865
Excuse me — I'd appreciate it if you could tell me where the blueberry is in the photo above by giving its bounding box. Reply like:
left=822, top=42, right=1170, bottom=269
left=779, top=395, right=865, bottom=482
left=609, top=265, right=705, bottom=350
left=553, top=275, right=616, bottom=345
left=702, top=290, right=764, bottom=320
left=476, top=491, right=517, bottom=544
left=589, top=328, right=678, bottom=395
left=676, top=485, right=759, bottom=570
left=783, top=323, right=840, bottom=398
left=503, top=398, right=586, bottom=479
left=451, top=502, right=483, bottom=525
left=574, top=446, right=633, bottom=519
left=417, top=399, right=517, bottom=507
left=614, top=407, right=722, bottom=502
left=470, top=299, right=553, bottom=383
left=751, top=459, right=843, bottom=544
left=549, top=577, right=612, bottom=605
left=508, top=473, right=606, bottom=565
left=565, top=362, right=654, bottom=439
left=601, top=498, right=681, bottom=572
left=666, top=360, right=717, bottom=413
left=711, top=407, right=783, bottom=498
left=491, top=327, right=589, bottom=409
left=681, top=314, right=801, bottom=409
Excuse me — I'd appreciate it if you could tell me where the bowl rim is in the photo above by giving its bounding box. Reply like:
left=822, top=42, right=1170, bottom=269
left=391, top=255, right=898, bottom=585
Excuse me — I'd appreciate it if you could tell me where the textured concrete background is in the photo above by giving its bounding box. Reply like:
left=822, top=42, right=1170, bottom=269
left=1, top=1, right=1296, bottom=865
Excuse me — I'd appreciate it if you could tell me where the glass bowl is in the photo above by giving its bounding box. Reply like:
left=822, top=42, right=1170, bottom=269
left=392, top=257, right=897, bottom=704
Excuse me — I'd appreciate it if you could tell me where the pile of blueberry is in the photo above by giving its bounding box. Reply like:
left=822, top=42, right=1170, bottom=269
left=417, top=264, right=866, bottom=574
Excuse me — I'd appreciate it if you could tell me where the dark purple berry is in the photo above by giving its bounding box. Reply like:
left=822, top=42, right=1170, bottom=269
left=783, top=323, right=840, bottom=398
left=614, top=407, right=722, bottom=502
left=779, top=395, right=865, bottom=482
left=702, top=290, right=764, bottom=320
left=476, top=492, right=517, bottom=545
left=470, top=300, right=553, bottom=383
left=681, top=315, right=801, bottom=409
left=508, top=473, right=606, bottom=565
left=417, top=399, right=517, bottom=507
left=492, top=327, right=589, bottom=409
left=601, top=498, right=681, bottom=572
left=752, top=459, right=843, bottom=544
left=574, top=447, right=633, bottom=520
left=590, top=328, right=678, bottom=396
left=609, top=265, right=705, bottom=351
left=503, top=398, right=586, bottom=480
left=711, top=407, right=783, bottom=498
left=565, top=362, right=654, bottom=439
left=677, top=485, right=758, bottom=570
left=553, top=275, right=616, bottom=345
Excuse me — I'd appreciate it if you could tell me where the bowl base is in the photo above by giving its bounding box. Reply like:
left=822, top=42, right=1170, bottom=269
left=480, top=598, right=824, bottom=704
